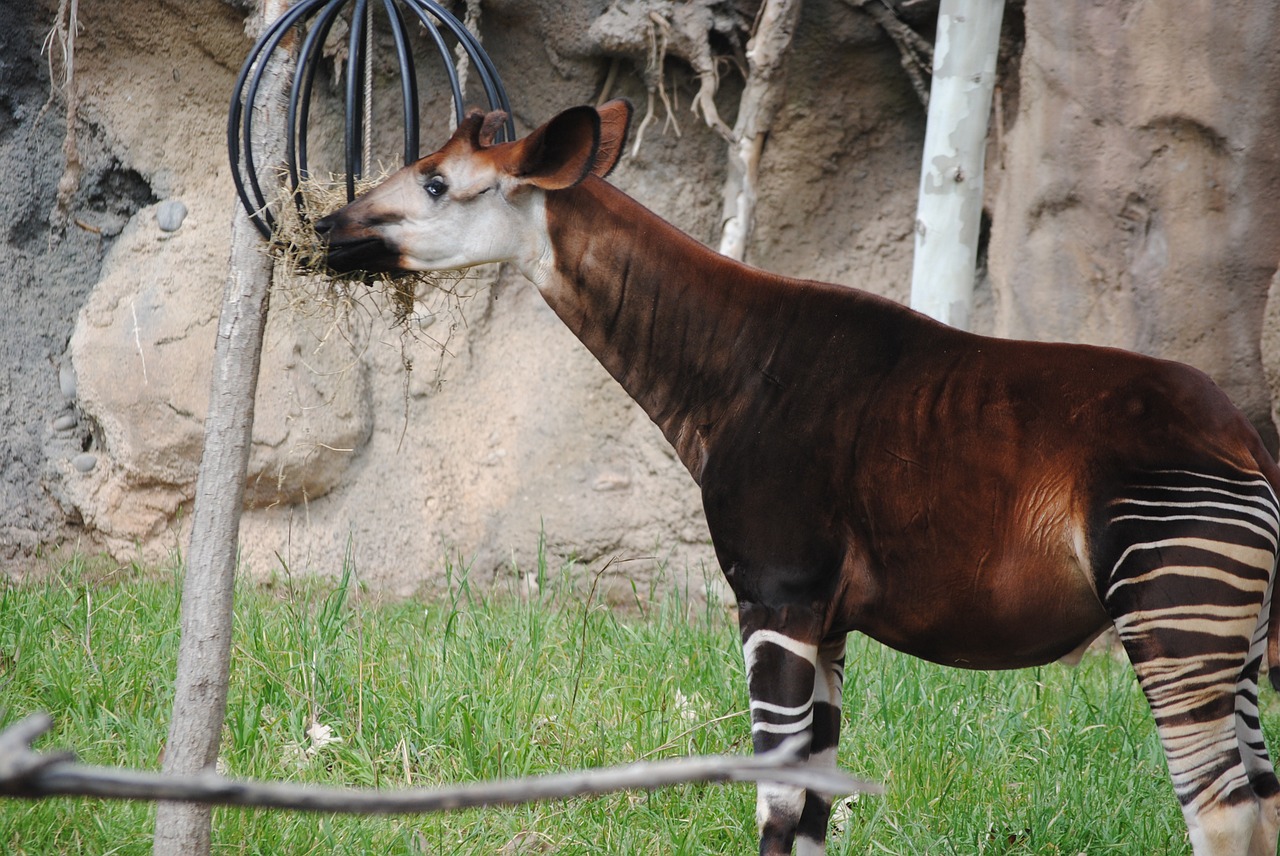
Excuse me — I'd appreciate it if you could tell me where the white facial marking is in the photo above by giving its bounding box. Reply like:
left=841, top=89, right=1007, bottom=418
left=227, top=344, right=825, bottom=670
left=352, top=157, right=549, bottom=277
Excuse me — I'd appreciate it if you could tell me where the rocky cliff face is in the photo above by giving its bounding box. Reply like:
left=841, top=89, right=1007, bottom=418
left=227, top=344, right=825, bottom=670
left=5, top=0, right=1280, bottom=595
left=988, top=0, right=1280, bottom=453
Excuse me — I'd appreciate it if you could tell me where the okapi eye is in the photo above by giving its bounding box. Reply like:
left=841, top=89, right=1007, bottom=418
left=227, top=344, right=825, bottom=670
left=425, top=177, right=447, bottom=199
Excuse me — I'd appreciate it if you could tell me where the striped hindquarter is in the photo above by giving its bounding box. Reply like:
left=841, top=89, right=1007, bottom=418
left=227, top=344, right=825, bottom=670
left=1101, top=469, right=1280, bottom=855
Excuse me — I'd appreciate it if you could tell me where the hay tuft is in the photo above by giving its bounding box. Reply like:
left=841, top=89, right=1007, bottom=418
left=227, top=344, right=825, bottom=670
left=264, top=171, right=484, bottom=388
left=267, top=172, right=467, bottom=320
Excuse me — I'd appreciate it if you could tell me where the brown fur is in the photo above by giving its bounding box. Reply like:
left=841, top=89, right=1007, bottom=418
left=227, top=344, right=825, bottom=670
left=542, top=173, right=1280, bottom=669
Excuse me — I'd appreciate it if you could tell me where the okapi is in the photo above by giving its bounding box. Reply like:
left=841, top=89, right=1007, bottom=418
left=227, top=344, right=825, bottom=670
left=314, top=100, right=1280, bottom=856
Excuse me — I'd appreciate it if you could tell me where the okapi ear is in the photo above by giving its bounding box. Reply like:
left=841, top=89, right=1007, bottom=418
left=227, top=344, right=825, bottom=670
left=509, top=105, right=601, bottom=190
left=591, top=99, right=633, bottom=178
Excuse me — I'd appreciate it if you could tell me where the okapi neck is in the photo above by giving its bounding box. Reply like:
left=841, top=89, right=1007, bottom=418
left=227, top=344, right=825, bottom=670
left=539, top=176, right=782, bottom=476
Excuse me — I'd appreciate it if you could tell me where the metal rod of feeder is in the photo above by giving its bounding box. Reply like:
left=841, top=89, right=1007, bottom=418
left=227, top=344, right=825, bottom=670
left=286, top=0, right=346, bottom=192
left=382, top=0, right=421, bottom=165
left=228, top=0, right=316, bottom=231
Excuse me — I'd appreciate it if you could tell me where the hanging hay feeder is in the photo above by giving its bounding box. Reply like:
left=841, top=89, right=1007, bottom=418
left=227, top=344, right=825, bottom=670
left=228, top=0, right=515, bottom=284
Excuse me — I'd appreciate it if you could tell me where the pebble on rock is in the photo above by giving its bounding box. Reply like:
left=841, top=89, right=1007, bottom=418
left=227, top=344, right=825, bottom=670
left=53, top=413, right=77, bottom=431
left=59, top=364, right=76, bottom=400
left=156, top=199, right=188, bottom=232
left=72, top=453, right=98, bottom=473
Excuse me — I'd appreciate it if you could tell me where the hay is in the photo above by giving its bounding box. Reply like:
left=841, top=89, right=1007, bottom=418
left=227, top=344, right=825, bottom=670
left=268, top=171, right=477, bottom=325
left=268, top=171, right=465, bottom=317
left=264, top=171, right=483, bottom=388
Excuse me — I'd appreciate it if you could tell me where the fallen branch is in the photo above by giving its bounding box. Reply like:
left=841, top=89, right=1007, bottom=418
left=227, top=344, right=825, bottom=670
left=0, top=713, right=882, bottom=814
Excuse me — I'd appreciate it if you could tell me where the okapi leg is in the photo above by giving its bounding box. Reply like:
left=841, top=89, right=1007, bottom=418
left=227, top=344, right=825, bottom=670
left=1115, top=605, right=1260, bottom=856
left=795, top=636, right=847, bottom=856
left=739, top=603, right=824, bottom=856
left=1101, top=469, right=1280, bottom=856
left=1237, top=582, right=1280, bottom=856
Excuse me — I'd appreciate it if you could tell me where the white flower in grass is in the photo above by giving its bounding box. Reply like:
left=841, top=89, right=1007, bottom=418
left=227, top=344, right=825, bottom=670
left=306, top=720, right=343, bottom=756
left=673, top=689, right=704, bottom=723
left=830, top=794, right=860, bottom=836
left=530, top=714, right=560, bottom=746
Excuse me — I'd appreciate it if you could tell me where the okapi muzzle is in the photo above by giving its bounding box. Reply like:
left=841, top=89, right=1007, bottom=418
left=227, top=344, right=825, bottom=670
left=318, top=233, right=402, bottom=274
left=314, top=197, right=407, bottom=274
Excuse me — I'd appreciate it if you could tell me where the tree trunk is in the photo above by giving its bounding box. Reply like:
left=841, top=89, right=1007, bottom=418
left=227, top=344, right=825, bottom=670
left=151, top=4, right=293, bottom=853
left=908, top=0, right=1004, bottom=330
left=717, top=0, right=802, bottom=262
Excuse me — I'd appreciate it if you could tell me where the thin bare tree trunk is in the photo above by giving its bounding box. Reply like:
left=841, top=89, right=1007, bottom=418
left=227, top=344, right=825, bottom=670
left=908, top=0, right=1004, bottom=330
left=717, top=0, right=802, bottom=262
left=151, top=3, right=293, bottom=853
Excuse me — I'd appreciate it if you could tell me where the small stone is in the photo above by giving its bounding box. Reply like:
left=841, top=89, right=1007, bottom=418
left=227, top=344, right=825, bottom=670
left=59, top=364, right=76, bottom=400
left=71, top=453, right=97, bottom=473
left=592, top=472, right=631, bottom=491
left=53, top=413, right=77, bottom=431
left=156, top=199, right=188, bottom=232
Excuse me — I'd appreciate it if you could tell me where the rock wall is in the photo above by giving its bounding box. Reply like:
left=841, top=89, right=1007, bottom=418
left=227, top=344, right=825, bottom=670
left=5, top=0, right=1280, bottom=596
left=0, top=0, right=165, bottom=559
left=988, top=0, right=1280, bottom=454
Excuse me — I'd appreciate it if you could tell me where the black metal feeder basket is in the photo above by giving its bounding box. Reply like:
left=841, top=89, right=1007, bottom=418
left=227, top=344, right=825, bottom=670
left=229, top=0, right=515, bottom=240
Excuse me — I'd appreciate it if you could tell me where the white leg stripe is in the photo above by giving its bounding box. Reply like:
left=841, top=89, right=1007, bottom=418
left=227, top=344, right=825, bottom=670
left=751, top=698, right=815, bottom=717
left=1125, top=481, right=1275, bottom=505
left=743, top=629, right=819, bottom=666
left=1108, top=564, right=1270, bottom=597
left=752, top=711, right=815, bottom=735
left=795, top=838, right=827, bottom=856
left=1107, top=536, right=1275, bottom=588
left=1111, top=498, right=1279, bottom=528
left=1147, top=469, right=1272, bottom=489
left=1110, top=512, right=1278, bottom=547
left=757, top=781, right=805, bottom=829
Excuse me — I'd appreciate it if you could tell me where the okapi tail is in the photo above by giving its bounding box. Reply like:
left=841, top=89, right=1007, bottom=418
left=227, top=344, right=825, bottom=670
left=1268, top=522, right=1280, bottom=690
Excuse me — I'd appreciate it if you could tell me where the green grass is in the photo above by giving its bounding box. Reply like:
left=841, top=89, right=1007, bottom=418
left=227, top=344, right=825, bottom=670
left=2, top=549, right=1273, bottom=854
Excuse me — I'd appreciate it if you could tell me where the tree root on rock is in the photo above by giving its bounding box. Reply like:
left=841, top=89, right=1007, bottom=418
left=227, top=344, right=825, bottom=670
left=43, top=0, right=82, bottom=237
left=588, top=0, right=751, bottom=151
left=717, top=0, right=801, bottom=261
left=589, top=0, right=806, bottom=262
left=844, top=0, right=933, bottom=107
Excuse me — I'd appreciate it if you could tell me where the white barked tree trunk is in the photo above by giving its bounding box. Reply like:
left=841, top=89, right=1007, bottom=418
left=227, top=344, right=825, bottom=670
left=909, top=0, right=1004, bottom=331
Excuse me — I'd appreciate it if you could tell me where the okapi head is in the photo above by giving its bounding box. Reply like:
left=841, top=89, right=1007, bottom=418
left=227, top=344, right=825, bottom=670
left=314, top=99, right=633, bottom=276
